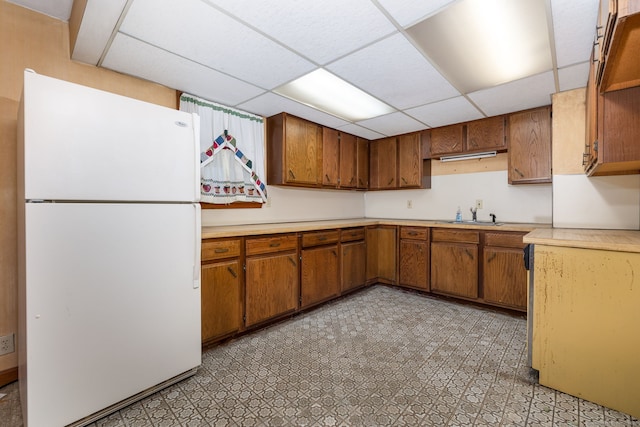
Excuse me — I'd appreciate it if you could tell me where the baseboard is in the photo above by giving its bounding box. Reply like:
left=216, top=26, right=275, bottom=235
left=0, top=367, right=18, bottom=387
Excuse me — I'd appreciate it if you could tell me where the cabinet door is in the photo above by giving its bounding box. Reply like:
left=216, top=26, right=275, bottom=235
left=369, top=137, right=397, bottom=189
left=356, top=137, right=369, bottom=189
left=508, top=106, right=552, bottom=184
left=430, top=124, right=464, bottom=157
left=466, top=115, right=506, bottom=152
left=398, top=132, right=422, bottom=188
left=483, top=247, right=527, bottom=311
left=431, top=242, right=478, bottom=298
left=285, top=115, right=322, bottom=185
left=201, top=259, right=242, bottom=343
left=322, top=127, right=340, bottom=187
left=301, top=245, right=340, bottom=308
left=339, top=132, right=358, bottom=188
left=399, top=240, right=429, bottom=290
left=245, top=252, right=298, bottom=327
left=341, top=240, right=366, bottom=292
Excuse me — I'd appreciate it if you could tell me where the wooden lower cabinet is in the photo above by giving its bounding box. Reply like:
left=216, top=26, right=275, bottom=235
left=430, top=229, right=479, bottom=299
left=341, top=240, right=366, bottom=292
left=245, top=235, right=299, bottom=327
left=366, top=226, right=397, bottom=284
left=301, top=245, right=340, bottom=308
left=482, top=232, right=527, bottom=311
left=201, top=238, right=243, bottom=344
left=398, top=227, right=429, bottom=290
left=201, top=259, right=242, bottom=344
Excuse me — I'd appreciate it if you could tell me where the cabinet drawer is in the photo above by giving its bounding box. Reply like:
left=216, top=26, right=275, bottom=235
left=246, top=234, right=298, bottom=256
left=202, top=239, right=241, bottom=261
left=485, top=232, right=525, bottom=249
left=302, top=230, right=340, bottom=248
left=341, top=227, right=365, bottom=242
left=432, top=228, right=479, bottom=244
left=400, top=226, right=428, bottom=240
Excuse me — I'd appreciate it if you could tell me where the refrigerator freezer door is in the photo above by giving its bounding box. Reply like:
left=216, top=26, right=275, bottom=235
left=21, top=203, right=201, bottom=427
left=21, top=71, right=200, bottom=203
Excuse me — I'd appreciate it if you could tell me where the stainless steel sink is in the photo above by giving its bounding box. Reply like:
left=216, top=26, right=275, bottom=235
left=446, top=220, right=503, bottom=226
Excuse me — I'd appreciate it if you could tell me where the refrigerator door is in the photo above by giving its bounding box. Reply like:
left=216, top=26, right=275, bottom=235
left=21, top=71, right=199, bottom=203
left=21, top=203, right=201, bottom=427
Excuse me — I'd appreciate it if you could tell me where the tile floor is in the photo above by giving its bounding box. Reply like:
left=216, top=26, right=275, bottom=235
left=1, top=285, right=638, bottom=426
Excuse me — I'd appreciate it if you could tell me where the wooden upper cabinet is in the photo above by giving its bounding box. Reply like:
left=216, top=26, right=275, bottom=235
left=430, top=124, right=464, bottom=157
left=322, top=127, right=340, bottom=187
left=598, top=0, right=640, bottom=92
left=356, top=137, right=369, bottom=189
left=339, top=132, right=358, bottom=189
left=508, top=106, right=552, bottom=184
left=267, top=113, right=322, bottom=186
left=398, top=133, right=422, bottom=188
left=465, top=115, right=506, bottom=153
left=587, top=84, right=640, bottom=175
left=369, top=137, right=397, bottom=189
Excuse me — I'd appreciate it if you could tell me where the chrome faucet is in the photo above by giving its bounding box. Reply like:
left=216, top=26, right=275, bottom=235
left=470, top=207, right=477, bottom=222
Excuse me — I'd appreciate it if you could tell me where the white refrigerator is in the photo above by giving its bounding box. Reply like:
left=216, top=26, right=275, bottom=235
left=17, top=71, right=202, bottom=427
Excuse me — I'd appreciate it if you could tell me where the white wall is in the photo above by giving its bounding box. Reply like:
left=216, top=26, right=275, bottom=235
left=201, top=186, right=366, bottom=226
left=553, top=174, right=640, bottom=229
left=365, top=170, right=552, bottom=224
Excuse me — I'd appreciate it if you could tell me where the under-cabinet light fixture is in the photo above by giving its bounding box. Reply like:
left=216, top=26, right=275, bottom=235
left=440, top=151, right=497, bottom=162
left=273, top=68, right=396, bottom=122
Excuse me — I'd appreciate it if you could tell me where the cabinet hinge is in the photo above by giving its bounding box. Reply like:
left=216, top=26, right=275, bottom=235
left=243, top=264, right=246, bottom=271
left=594, top=141, right=598, bottom=152
left=243, top=315, right=246, bottom=324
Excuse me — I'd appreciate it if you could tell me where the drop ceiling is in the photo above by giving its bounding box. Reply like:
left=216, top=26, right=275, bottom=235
left=8, top=0, right=599, bottom=140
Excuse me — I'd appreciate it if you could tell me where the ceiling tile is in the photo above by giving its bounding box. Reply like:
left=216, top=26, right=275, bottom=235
left=551, top=0, right=599, bottom=68
left=237, top=93, right=350, bottom=129
left=405, top=96, right=484, bottom=127
left=468, top=71, right=556, bottom=117
left=7, top=0, right=73, bottom=21
left=327, top=33, right=460, bottom=110
left=376, top=0, right=458, bottom=27
left=71, top=0, right=127, bottom=65
left=119, top=0, right=315, bottom=89
left=558, top=62, right=590, bottom=92
left=336, top=124, right=386, bottom=140
left=355, top=112, right=426, bottom=137
left=210, top=0, right=397, bottom=65
left=102, top=33, right=265, bottom=107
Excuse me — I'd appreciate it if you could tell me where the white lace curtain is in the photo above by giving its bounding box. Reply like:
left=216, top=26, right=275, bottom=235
left=180, top=94, right=267, bottom=204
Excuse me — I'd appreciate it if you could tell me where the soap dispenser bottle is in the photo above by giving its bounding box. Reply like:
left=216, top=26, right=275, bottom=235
left=455, top=206, right=462, bottom=222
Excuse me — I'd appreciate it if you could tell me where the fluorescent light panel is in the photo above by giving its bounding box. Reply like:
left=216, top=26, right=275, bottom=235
left=274, top=69, right=395, bottom=122
left=407, top=0, right=552, bottom=93
left=440, top=151, right=497, bottom=162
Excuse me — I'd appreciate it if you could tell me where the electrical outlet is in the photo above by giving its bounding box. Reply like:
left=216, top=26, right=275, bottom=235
left=475, top=199, right=483, bottom=209
left=0, top=333, right=15, bottom=356
left=407, top=200, right=413, bottom=209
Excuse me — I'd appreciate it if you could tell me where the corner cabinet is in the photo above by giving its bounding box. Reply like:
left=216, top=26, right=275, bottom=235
left=340, top=228, right=366, bottom=293
left=508, top=106, right=552, bottom=184
left=267, top=113, right=322, bottom=187
left=369, top=137, right=397, bottom=189
left=369, top=132, right=430, bottom=190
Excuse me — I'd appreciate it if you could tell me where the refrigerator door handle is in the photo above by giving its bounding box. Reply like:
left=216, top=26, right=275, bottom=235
left=193, top=203, right=201, bottom=288
left=191, top=113, right=201, bottom=203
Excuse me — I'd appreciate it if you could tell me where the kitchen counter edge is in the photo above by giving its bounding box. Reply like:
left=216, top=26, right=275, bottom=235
left=202, top=218, right=547, bottom=239
left=523, top=228, right=640, bottom=253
